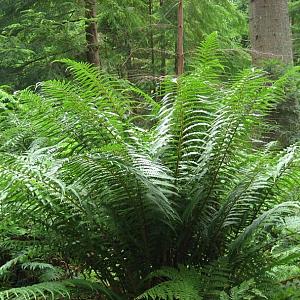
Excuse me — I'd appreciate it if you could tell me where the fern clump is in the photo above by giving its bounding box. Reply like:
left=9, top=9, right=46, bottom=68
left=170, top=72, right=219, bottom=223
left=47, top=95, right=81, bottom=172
left=0, top=34, right=299, bottom=299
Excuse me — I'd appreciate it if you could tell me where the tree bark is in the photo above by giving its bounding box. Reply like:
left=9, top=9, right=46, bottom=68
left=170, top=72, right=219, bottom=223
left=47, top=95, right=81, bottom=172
left=249, top=0, right=293, bottom=65
left=149, top=0, right=155, bottom=76
left=176, top=0, right=184, bottom=76
left=85, top=0, right=100, bottom=67
left=160, top=0, right=166, bottom=76
left=249, top=0, right=299, bottom=147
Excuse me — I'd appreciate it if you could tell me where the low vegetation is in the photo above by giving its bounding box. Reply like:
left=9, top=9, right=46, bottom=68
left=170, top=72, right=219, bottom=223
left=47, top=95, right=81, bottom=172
left=0, top=35, right=299, bottom=299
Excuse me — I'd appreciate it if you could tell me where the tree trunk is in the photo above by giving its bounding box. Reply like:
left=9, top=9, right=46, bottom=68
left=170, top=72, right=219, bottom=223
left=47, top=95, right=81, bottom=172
left=149, top=0, right=155, bottom=76
left=176, top=0, right=184, bottom=76
left=249, top=0, right=293, bottom=65
left=160, top=0, right=166, bottom=76
left=249, top=0, right=299, bottom=147
left=85, top=0, right=100, bottom=67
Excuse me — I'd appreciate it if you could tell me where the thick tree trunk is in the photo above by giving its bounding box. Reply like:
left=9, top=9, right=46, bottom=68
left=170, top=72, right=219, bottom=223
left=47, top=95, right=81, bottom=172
left=176, top=0, right=184, bottom=76
left=249, top=0, right=293, bottom=65
left=85, top=0, right=100, bottom=67
left=249, top=0, right=299, bottom=146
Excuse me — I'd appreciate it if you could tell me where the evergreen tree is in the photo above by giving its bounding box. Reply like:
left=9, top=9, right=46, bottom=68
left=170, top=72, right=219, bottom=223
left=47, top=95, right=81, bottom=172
left=0, top=0, right=246, bottom=90
left=249, top=0, right=293, bottom=64
left=84, top=0, right=101, bottom=66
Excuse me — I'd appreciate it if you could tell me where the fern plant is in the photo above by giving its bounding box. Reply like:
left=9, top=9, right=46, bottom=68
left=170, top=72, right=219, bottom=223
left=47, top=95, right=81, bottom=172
left=0, top=34, right=299, bottom=299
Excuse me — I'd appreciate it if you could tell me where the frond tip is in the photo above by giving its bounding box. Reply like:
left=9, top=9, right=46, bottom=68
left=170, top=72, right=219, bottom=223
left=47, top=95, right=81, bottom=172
left=0, top=279, right=119, bottom=300
left=0, top=282, right=70, bottom=300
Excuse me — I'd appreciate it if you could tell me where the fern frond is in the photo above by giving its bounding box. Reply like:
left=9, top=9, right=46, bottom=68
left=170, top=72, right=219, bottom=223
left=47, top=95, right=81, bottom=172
left=0, top=279, right=121, bottom=300
left=137, top=267, right=201, bottom=300
left=0, top=255, right=26, bottom=280
left=230, top=202, right=300, bottom=254
left=137, top=280, right=201, bottom=300
left=0, top=34, right=299, bottom=299
left=0, top=281, right=70, bottom=300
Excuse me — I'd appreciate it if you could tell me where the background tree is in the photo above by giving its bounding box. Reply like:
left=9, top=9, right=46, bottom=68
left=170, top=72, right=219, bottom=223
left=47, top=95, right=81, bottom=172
left=85, top=0, right=100, bottom=66
left=0, top=0, right=86, bottom=89
left=249, top=0, right=293, bottom=64
left=176, top=0, right=184, bottom=75
left=249, top=0, right=300, bottom=146
left=0, top=0, right=246, bottom=90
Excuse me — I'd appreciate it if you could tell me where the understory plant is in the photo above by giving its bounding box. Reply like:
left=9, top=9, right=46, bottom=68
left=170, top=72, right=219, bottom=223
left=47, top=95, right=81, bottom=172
left=0, top=34, right=299, bottom=299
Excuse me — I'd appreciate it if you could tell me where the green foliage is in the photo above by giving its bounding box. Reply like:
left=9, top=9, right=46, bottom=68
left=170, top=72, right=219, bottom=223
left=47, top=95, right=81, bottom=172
left=0, top=34, right=299, bottom=299
left=0, top=281, right=71, bottom=300
left=0, top=279, right=116, bottom=300
left=220, top=280, right=267, bottom=300
left=0, top=0, right=248, bottom=90
left=260, top=60, right=300, bottom=146
left=0, top=0, right=85, bottom=89
left=290, top=0, right=300, bottom=64
left=137, top=268, right=202, bottom=300
left=137, top=263, right=230, bottom=300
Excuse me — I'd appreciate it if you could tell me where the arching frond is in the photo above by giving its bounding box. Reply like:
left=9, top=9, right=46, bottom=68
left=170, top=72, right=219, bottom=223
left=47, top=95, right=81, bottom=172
left=0, top=34, right=299, bottom=299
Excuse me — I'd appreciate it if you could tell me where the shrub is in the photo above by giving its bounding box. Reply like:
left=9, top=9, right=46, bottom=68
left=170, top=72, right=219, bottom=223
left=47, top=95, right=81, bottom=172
left=0, top=34, right=299, bottom=299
